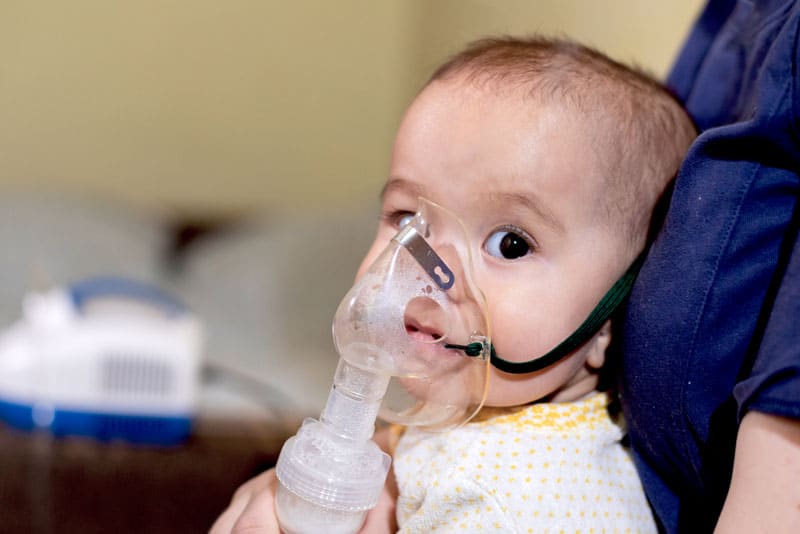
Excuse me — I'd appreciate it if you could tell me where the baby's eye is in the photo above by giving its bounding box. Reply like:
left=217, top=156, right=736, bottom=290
left=381, top=210, right=415, bottom=231
left=485, top=228, right=534, bottom=260
left=396, top=213, right=415, bottom=229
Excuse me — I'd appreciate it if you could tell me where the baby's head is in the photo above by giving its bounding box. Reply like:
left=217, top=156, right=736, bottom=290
left=358, top=36, right=696, bottom=408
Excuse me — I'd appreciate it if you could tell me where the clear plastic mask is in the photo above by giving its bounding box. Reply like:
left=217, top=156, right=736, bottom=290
left=332, top=198, right=491, bottom=430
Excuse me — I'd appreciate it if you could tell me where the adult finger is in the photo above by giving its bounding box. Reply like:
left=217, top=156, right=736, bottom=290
left=209, top=470, right=279, bottom=534
left=230, top=483, right=281, bottom=534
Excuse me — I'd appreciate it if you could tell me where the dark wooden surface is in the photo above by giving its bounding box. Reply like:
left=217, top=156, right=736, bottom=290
left=0, top=418, right=293, bottom=534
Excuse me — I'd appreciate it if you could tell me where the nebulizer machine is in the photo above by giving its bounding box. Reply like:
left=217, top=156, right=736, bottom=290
left=274, top=198, right=492, bottom=533
left=0, top=277, right=202, bottom=445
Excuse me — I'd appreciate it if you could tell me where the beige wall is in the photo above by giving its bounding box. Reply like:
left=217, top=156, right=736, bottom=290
left=409, top=1, right=703, bottom=85
left=0, top=1, right=702, bottom=218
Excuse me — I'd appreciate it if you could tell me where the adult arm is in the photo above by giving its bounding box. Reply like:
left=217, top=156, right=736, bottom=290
left=715, top=411, right=800, bottom=533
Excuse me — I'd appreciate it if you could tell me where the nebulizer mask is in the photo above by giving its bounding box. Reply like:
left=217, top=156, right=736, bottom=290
left=275, top=198, right=491, bottom=534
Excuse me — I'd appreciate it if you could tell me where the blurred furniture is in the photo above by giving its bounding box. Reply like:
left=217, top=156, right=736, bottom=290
left=0, top=417, right=291, bottom=533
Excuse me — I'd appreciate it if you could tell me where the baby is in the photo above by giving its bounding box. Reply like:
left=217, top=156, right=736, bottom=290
left=213, top=35, right=696, bottom=533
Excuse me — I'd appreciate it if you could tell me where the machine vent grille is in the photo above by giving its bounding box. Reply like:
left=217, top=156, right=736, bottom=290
left=101, top=354, right=175, bottom=395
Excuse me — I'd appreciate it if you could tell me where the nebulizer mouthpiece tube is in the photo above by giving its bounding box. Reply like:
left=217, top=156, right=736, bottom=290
left=274, top=198, right=491, bottom=534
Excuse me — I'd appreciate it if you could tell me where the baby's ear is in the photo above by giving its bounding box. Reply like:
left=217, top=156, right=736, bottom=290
left=585, top=320, right=612, bottom=371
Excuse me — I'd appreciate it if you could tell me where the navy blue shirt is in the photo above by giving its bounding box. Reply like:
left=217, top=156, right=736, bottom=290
left=620, top=0, right=800, bottom=531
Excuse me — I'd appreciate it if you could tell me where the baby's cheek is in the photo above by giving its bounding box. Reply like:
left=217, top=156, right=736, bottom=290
left=489, top=299, right=564, bottom=362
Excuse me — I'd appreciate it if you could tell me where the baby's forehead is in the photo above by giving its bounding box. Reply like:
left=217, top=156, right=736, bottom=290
left=423, top=74, right=621, bottom=153
left=405, top=73, right=631, bottom=203
left=408, top=82, right=612, bottom=179
left=421, top=75, right=585, bottom=131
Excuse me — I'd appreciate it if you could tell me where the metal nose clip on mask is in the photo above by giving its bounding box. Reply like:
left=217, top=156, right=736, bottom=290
left=275, top=198, right=491, bottom=534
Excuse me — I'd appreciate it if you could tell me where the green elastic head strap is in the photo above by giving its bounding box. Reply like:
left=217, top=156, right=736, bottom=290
left=446, top=252, right=645, bottom=374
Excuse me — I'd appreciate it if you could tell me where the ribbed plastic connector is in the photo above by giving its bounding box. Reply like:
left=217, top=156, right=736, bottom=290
left=274, top=359, right=392, bottom=534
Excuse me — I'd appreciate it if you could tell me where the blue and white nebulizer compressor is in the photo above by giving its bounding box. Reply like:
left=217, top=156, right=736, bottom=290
left=0, top=277, right=203, bottom=445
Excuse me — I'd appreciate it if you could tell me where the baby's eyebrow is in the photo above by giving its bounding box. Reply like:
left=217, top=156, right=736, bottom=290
left=489, top=191, right=564, bottom=233
left=380, top=177, right=423, bottom=201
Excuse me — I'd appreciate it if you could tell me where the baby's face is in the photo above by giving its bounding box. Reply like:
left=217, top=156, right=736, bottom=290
left=358, top=78, right=631, bottom=407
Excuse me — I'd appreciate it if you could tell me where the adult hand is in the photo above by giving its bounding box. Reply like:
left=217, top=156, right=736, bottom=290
left=209, top=466, right=398, bottom=534
left=210, top=468, right=280, bottom=534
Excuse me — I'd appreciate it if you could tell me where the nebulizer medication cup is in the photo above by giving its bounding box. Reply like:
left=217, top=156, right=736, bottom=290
left=275, top=198, right=491, bottom=534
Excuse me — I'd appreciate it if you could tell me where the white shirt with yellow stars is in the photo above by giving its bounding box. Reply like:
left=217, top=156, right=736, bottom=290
left=393, top=391, right=657, bottom=533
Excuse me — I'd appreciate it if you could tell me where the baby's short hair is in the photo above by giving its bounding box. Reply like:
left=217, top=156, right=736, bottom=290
left=428, top=36, right=697, bottom=257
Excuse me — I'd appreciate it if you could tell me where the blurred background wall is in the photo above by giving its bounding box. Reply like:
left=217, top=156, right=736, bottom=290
left=1, top=0, right=703, bottom=219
